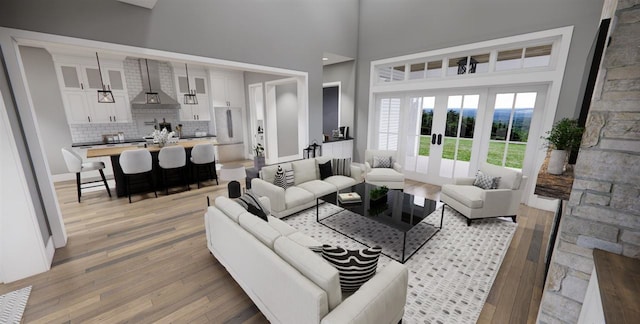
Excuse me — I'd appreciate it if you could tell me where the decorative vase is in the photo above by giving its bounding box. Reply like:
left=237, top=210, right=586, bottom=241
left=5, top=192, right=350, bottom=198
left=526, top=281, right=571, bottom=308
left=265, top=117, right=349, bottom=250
left=547, top=150, right=568, bottom=175
left=254, top=156, right=265, bottom=170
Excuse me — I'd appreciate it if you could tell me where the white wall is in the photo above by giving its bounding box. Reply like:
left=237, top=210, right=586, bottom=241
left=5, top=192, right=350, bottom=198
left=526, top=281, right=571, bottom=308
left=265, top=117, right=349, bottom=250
left=19, top=46, right=73, bottom=175
left=275, top=83, right=299, bottom=157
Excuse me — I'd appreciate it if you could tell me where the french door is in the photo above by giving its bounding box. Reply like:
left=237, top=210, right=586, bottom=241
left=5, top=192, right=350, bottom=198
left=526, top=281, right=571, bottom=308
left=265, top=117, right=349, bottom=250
left=393, top=85, right=547, bottom=186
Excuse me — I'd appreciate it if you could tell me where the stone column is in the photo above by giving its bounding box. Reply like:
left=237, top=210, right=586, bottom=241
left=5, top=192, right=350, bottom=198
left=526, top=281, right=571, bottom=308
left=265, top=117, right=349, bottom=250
left=538, top=2, right=640, bottom=323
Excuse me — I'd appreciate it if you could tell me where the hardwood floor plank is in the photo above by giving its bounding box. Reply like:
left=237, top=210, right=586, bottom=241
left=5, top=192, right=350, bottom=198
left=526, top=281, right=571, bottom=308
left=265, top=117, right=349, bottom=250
left=0, top=173, right=550, bottom=323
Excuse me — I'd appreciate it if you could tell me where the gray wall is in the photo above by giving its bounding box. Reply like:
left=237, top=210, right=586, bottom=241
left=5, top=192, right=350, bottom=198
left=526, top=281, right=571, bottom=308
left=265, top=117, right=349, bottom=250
left=19, top=46, right=73, bottom=175
left=0, top=0, right=360, bottom=146
left=323, top=60, right=356, bottom=136
left=275, top=82, right=299, bottom=157
left=354, top=0, right=604, bottom=161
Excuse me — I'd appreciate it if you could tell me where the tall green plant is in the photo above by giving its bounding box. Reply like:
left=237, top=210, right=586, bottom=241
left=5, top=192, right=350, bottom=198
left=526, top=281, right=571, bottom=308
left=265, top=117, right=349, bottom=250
left=542, top=118, right=584, bottom=152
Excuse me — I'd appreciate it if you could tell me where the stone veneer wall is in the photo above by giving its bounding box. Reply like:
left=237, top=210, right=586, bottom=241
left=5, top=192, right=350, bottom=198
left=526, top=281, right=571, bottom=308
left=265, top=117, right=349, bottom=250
left=69, top=58, right=209, bottom=143
left=538, top=2, right=640, bottom=323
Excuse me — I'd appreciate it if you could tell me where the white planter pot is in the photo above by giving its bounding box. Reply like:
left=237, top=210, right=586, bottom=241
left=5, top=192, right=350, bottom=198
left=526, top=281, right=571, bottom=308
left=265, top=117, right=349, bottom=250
left=548, top=150, right=568, bottom=175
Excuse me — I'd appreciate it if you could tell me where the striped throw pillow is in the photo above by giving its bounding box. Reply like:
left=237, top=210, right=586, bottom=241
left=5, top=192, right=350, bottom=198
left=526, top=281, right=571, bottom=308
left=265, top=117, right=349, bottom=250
left=332, top=158, right=352, bottom=177
left=235, top=191, right=269, bottom=221
left=285, top=169, right=295, bottom=187
left=273, top=166, right=288, bottom=189
left=321, top=244, right=382, bottom=292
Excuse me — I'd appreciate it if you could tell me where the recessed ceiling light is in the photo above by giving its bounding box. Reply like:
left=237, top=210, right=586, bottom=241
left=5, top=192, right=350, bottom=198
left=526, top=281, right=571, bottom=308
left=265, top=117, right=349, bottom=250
left=322, top=57, right=329, bottom=61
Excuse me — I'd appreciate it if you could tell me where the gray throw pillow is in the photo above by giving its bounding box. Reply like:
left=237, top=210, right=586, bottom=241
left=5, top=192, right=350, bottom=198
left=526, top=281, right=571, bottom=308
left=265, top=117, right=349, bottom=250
left=332, top=158, right=352, bottom=177
left=473, top=170, right=500, bottom=190
left=372, top=155, right=392, bottom=168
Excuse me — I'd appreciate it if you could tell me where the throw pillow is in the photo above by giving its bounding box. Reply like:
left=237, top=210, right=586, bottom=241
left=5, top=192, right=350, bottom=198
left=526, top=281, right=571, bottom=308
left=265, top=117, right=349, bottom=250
left=319, top=161, right=333, bottom=180
left=285, top=169, right=295, bottom=188
left=332, top=158, right=352, bottom=177
left=322, top=244, right=382, bottom=292
left=273, top=166, right=289, bottom=189
left=309, top=245, right=323, bottom=255
left=236, top=191, right=269, bottom=221
left=473, top=170, right=501, bottom=190
left=372, top=155, right=392, bottom=168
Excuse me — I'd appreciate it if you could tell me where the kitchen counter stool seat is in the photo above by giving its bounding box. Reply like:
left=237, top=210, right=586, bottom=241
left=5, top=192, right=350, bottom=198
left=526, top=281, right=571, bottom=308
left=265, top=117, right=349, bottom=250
left=61, top=148, right=112, bottom=203
left=158, top=146, right=189, bottom=195
left=119, top=149, right=157, bottom=203
left=190, top=143, right=218, bottom=188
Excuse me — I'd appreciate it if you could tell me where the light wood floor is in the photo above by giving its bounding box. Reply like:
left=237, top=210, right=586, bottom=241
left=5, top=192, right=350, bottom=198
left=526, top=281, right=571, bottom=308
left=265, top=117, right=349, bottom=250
left=0, top=167, right=552, bottom=323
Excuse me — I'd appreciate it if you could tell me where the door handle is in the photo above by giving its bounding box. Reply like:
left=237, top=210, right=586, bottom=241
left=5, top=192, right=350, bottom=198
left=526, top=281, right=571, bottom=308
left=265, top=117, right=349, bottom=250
left=437, top=134, right=442, bottom=145
left=431, top=134, right=436, bottom=145
left=87, top=116, right=91, bottom=122
left=113, top=115, right=116, bottom=122
left=110, top=116, right=113, bottom=122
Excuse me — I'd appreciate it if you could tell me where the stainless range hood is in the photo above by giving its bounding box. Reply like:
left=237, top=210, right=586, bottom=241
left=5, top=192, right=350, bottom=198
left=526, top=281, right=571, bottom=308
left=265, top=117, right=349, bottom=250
left=131, top=59, right=181, bottom=109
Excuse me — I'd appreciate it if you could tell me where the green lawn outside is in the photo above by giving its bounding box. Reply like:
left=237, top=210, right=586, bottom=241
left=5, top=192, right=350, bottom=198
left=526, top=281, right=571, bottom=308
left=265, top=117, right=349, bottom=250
left=418, top=136, right=526, bottom=168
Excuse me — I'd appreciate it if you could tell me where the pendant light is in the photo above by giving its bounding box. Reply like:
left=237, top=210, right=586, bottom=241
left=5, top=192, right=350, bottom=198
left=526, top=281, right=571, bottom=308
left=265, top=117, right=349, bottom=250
left=183, top=63, right=198, bottom=105
left=95, top=53, right=115, bottom=103
left=144, top=59, right=161, bottom=104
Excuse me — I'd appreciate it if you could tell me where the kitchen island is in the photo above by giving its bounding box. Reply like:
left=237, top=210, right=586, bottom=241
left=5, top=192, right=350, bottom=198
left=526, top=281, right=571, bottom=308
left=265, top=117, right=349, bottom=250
left=87, top=139, right=218, bottom=197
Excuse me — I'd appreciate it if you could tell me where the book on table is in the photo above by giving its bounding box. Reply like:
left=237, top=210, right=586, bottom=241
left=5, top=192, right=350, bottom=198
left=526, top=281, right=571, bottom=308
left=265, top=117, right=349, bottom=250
left=338, top=192, right=361, bottom=203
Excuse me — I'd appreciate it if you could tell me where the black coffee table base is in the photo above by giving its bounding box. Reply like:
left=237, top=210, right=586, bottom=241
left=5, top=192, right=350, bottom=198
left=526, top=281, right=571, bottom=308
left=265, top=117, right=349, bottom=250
left=316, top=197, right=443, bottom=264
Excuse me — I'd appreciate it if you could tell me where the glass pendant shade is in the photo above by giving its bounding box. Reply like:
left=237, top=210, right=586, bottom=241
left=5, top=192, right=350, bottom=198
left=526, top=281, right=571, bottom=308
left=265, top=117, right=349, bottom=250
left=95, top=53, right=115, bottom=103
left=184, top=90, right=198, bottom=105
left=98, top=87, right=115, bottom=103
left=146, top=92, right=161, bottom=104
left=144, top=59, right=161, bottom=104
left=183, top=63, right=198, bottom=105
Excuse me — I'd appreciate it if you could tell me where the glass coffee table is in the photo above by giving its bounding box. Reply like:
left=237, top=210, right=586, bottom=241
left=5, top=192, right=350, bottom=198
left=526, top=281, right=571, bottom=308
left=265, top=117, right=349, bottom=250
left=317, top=182, right=443, bottom=263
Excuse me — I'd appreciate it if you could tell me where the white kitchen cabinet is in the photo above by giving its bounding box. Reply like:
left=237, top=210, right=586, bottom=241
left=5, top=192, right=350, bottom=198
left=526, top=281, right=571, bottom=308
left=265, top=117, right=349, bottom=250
left=53, top=54, right=131, bottom=125
left=175, top=66, right=211, bottom=121
left=210, top=70, right=245, bottom=108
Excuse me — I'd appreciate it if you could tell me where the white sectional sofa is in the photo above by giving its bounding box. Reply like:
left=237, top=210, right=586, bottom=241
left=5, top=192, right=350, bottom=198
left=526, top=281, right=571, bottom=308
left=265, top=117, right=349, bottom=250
left=251, top=157, right=364, bottom=218
left=205, top=196, right=409, bottom=324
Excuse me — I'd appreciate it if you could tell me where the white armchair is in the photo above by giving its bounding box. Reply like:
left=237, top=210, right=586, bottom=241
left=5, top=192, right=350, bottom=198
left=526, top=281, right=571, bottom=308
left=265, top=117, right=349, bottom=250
left=364, top=149, right=405, bottom=190
left=440, top=162, right=527, bottom=226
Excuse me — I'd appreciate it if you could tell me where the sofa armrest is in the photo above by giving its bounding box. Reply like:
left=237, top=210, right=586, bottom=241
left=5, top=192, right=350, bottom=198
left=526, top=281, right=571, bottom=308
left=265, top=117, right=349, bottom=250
left=258, top=196, right=271, bottom=213
left=454, top=177, right=476, bottom=185
left=350, top=163, right=365, bottom=182
left=481, top=189, right=518, bottom=216
left=364, top=162, right=371, bottom=173
left=392, top=162, right=403, bottom=174
left=321, top=261, right=408, bottom=324
left=251, top=178, right=286, bottom=212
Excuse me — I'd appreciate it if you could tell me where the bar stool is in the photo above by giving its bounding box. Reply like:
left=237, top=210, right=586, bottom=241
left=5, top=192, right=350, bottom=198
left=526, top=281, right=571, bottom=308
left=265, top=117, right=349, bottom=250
left=119, top=149, right=157, bottom=203
left=190, top=143, right=218, bottom=188
left=61, top=148, right=111, bottom=203
left=158, top=146, right=189, bottom=195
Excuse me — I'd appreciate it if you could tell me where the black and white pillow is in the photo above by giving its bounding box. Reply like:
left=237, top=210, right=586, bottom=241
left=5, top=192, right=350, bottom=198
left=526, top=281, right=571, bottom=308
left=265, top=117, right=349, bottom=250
left=332, top=158, right=352, bottom=177
left=285, top=169, right=295, bottom=187
left=322, top=244, right=382, bottom=292
left=473, top=170, right=500, bottom=189
left=372, top=155, right=392, bottom=168
left=273, top=166, right=288, bottom=189
left=236, top=191, right=269, bottom=221
left=319, top=161, right=333, bottom=180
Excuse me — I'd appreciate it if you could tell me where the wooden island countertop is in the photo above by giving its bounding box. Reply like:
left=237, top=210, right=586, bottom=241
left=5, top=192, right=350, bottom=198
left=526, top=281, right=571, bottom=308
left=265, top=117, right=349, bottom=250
left=86, top=139, right=217, bottom=158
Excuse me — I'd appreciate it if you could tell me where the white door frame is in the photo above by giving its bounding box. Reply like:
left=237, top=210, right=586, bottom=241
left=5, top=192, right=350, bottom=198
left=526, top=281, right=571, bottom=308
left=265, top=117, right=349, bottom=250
left=264, top=77, right=308, bottom=164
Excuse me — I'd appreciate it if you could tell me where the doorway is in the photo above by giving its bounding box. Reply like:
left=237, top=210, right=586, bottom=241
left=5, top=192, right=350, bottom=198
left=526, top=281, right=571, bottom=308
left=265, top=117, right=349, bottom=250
left=322, top=82, right=341, bottom=137
left=391, top=85, right=548, bottom=186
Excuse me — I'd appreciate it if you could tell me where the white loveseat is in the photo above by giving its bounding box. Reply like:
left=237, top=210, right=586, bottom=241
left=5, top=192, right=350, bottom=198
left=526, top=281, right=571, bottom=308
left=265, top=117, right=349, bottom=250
left=205, top=196, right=409, bottom=324
left=251, top=157, right=364, bottom=218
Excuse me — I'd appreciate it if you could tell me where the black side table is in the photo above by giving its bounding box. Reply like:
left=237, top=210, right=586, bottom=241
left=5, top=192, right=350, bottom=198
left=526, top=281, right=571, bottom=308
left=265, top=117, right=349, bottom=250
left=246, top=167, right=259, bottom=189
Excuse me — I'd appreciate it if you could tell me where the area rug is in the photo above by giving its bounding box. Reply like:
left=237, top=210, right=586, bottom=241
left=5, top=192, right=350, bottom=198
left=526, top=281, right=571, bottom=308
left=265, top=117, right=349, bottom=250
left=0, top=286, right=31, bottom=323
left=284, top=203, right=517, bottom=324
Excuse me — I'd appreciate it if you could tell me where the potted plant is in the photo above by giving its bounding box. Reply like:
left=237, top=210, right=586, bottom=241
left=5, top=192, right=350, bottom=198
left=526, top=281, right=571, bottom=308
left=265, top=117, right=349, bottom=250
left=369, top=186, right=389, bottom=206
left=541, top=118, right=584, bottom=174
left=253, top=143, right=265, bottom=170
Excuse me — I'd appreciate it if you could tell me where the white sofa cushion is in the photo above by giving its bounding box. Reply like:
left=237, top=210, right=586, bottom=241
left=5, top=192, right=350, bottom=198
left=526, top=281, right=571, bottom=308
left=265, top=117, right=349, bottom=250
left=289, top=231, right=323, bottom=249
left=285, top=186, right=315, bottom=208
left=323, top=175, right=358, bottom=191
left=214, top=196, right=248, bottom=222
left=292, top=159, right=319, bottom=185
left=298, top=180, right=337, bottom=198
left=480, top=162, right=522, bottom=190
left=274, top=236, right=342, bottom=311
left=441, top=184, right=484, bottom=208
left=268, top=215, right=297, bottom=236
left=238, top=213, right=282, bottom=249
left=366, top=168, right=404, bottom=182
